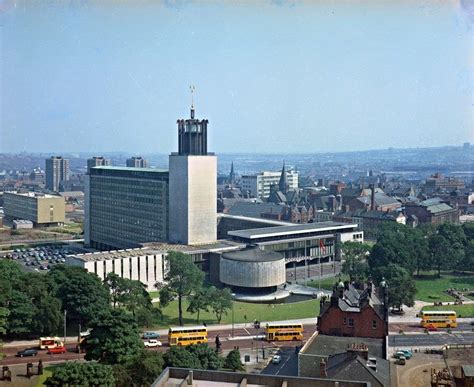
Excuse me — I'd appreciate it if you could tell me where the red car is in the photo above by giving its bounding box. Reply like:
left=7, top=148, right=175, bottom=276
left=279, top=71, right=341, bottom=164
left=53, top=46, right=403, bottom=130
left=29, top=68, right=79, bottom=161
left=425, top=324, right=438, bottom=332
left=47, top=346, right=67, bottom=354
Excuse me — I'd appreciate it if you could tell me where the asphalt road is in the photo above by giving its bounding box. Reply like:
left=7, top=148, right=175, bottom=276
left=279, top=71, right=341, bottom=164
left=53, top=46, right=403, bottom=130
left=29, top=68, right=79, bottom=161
left=261, top=347, right=299, bottom=376
left=389, top=322, right=474, bottom=333
left=0, top=324, right=317, bottom=367
left=389, top=332, right=474, bottom=347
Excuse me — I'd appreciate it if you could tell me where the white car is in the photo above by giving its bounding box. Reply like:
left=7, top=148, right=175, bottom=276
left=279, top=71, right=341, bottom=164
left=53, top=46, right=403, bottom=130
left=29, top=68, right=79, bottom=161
left=272, top=355, right=282, bottom=364
left=144, top=339, right=162, bottom=348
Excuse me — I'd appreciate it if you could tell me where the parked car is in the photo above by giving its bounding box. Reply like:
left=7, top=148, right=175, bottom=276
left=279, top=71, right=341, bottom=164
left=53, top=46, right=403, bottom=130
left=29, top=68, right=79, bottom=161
left=395, top=356, right=406, bottom=365
left=393, top=350, right=412, bottom=360
left=16, top=349, right=38, bottom=357
left=144, top=339, right=162, bottom=348
left=272, top=355, right=281, bottom=364
left=142, top=332, right=160, bottom=340
left=48, top=346, right=67, bottom=354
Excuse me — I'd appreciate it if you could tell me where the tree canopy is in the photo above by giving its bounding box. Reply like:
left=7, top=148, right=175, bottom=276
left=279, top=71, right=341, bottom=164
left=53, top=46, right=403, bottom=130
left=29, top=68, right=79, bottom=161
left=45, top=362, right=115, bottom=387
left=84, top=310, right=144, bottom=365
left=156, top=251, right=204, bottom=326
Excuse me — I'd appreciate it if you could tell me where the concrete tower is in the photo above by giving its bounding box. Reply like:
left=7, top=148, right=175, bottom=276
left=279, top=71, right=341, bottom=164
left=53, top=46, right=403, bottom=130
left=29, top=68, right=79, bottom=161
left=169, top=99, right=217, bottom=245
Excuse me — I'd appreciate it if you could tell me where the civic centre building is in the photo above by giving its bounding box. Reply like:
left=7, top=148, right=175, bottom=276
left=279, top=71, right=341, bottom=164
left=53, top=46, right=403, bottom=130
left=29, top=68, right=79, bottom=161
left=80, top=103, right=363, bottom=297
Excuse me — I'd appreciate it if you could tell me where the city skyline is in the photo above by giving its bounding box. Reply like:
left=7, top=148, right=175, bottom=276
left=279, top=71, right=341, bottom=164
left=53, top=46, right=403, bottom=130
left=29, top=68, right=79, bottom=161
left=2, top=1, right=473, bottom=154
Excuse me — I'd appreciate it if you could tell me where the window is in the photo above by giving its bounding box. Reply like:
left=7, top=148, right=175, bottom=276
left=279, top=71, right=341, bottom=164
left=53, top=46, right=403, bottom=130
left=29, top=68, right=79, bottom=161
left=372, top=320, right=377, bottom=329
left=343, top=318, right=346, bottom=325
left=348, top=318, right=354, bottom=327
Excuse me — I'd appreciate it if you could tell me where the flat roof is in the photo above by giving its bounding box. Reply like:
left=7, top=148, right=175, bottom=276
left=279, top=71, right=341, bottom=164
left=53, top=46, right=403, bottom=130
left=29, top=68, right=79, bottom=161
left=228, top=221, right=358, bottom=240
left=218, top=213, right=293, bottom=226
left=301, top=334, right=385, bottom=358
left=4, top=191, right=61, bottom=199
left=91, top=166, right=168, bottom=173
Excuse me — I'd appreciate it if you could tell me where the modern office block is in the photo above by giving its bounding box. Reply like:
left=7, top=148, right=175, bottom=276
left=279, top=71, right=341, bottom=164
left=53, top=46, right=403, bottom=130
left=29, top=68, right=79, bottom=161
left=3, top=191, right=65, bottom=226
left=85, top=166, right=169, bottom=250
left=241, top=170, right=298, bottom=199
left=87, top=156, right=110, bottom=173
left=45, top=156, right=69, bottom=192
left=126, top=156, right=149, bottom=168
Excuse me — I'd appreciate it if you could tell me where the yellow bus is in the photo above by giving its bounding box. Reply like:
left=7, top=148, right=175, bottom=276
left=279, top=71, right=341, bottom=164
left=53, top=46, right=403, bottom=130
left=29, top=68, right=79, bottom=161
left=419, top=310, right=457, bottom=328
left=265, top=322, right=304, bottom=341
left=168, top=326, right=208, bottom=346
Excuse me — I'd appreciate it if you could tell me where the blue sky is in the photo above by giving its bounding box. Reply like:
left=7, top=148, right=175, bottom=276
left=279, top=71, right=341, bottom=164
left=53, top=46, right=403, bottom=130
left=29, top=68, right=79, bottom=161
left=1, top=0, right=473, bottom=154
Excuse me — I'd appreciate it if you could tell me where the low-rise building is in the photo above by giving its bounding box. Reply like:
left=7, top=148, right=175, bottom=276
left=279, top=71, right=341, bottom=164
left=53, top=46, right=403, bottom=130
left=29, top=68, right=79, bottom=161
left=153, top=367, right=370, bottom=387
left=3, top=191, right=65, bottom=227
left=66, top=247, right=167, bottom=291
left=404, top=198, right=460, bottom=224
left=317, top=280, right=389, bottom=339
left=298, top=334, right=389, bottom=387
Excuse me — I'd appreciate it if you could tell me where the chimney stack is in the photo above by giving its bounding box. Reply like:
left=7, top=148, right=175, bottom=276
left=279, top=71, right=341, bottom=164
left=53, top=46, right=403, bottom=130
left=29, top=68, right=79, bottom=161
left=370, top=184, right=376, bottom=211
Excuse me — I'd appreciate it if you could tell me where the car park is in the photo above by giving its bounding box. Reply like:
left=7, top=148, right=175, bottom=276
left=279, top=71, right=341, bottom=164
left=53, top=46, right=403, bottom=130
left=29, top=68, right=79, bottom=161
left=16, top=349, right=38, bottom=357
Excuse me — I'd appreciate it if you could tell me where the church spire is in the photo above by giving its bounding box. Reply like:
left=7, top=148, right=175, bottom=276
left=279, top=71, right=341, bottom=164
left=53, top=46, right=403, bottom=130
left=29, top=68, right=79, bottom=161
left=279, top=162, right=288, bottom=194
left=229, top=161, right=235, bottom=188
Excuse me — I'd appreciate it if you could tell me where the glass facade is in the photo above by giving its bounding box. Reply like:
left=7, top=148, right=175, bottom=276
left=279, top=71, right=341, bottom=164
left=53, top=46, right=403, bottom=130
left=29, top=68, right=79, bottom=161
left=89, top=167, right=169, bottom=250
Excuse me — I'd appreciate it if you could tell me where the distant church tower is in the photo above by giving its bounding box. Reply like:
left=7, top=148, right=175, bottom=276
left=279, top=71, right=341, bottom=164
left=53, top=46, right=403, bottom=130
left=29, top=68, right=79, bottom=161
left=278, top=162, right=288, bottom=194
left=229, top=161, right=236, bottom=188
left=169, top=89, right=217, bottom=245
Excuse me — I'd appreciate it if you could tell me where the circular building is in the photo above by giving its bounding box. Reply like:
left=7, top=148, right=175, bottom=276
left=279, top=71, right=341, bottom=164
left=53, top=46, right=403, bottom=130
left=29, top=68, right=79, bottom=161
left=220, top=247, right=286, bottom=291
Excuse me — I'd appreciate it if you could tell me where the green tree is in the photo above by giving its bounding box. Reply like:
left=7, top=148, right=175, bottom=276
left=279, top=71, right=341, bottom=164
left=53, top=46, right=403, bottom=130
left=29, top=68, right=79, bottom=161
left=120, top=279, right=153, bottom=318
left=44, top=361, right=115, bottom=387
left=156, top=251, right=204, bottom=326
left=124, top=351, right=164, bottom=386
left=209, top=287, right=232, bottom=324
left=135, top=307, right=160, bottom=328
left=163, top=344, right=223, bottom=370
left=49, top=265, right=111, bottom=326
left=163, top=346, right=201, bottom=369
left=429, top=234, right=455, bottom=277
left=224, top=348, right=244, bottom=371
left=368, top=223, right=417, bottom=274
left=340, top=241, right=371, bottom=283
left=372, top=264, right=416, bottom=311
left=7, top=290, right=35, bottom=334
left=84, top=310, right=144, bottom=365
left=104, top=273, right=127, bottom=310
left=187, top=288, right=212, bottom=323
left=188, top=344, right=223, bottom=370
left=437, top=223, right=467, bottom=271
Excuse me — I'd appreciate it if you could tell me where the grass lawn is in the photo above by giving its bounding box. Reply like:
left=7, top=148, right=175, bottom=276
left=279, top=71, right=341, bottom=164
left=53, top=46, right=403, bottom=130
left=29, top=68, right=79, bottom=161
left=36, top=364, right=63, bottom=386
left=415, top=272, right=474, bottom=302
left=148, top=291, right=160, bottom=298
left=422, top=304, right=474, bottom=318
left=152, top=299, right=319, bottom=328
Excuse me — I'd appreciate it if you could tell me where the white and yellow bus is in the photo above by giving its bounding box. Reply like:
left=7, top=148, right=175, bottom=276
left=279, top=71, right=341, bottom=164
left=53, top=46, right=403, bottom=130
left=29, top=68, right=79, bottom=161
left=168, top=326, right=208, bottom=346
left=419, top=310, right=457, bottom=328
left=265, top=322, right=304, bottom=341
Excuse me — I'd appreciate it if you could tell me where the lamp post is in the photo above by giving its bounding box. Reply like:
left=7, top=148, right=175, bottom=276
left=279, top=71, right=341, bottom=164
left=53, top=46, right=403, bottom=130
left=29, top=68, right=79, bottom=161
left=231, top=293, right=236, bottom=338
left=63, top=310, right=67, bottom=346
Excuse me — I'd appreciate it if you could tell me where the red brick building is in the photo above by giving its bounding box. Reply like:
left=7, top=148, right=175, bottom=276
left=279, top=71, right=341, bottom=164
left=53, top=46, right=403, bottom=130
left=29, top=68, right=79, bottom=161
left=318, top=281, right=388, bottom=339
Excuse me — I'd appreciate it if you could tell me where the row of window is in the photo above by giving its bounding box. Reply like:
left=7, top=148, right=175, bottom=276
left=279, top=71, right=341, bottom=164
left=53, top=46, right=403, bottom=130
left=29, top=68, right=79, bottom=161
left=342, top=318, right=377, bottom=329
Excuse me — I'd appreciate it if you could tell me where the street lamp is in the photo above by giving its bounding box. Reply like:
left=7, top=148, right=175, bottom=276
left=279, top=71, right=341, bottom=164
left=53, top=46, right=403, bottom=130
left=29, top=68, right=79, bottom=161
left=63, top=309, right=67, bottom=346
left=231, top=293, right=236, bottom=338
